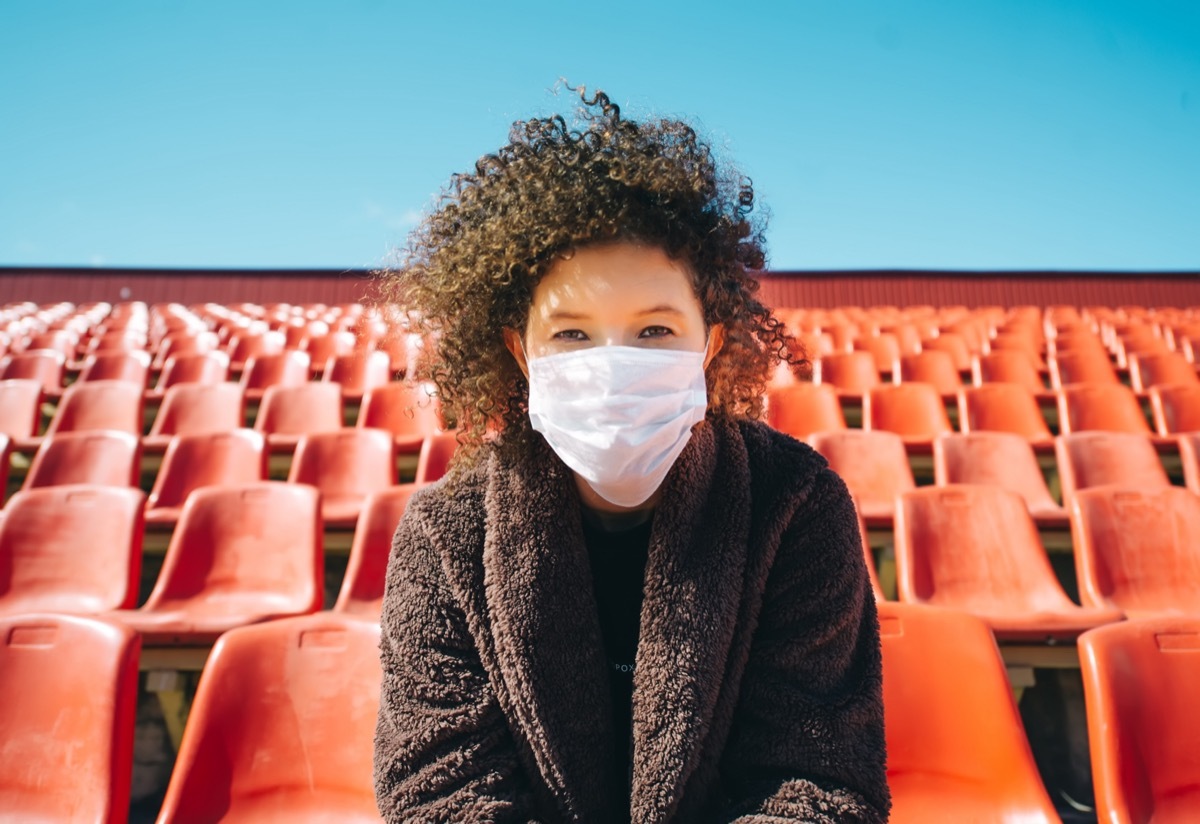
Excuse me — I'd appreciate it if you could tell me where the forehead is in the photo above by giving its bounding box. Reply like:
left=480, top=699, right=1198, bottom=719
left=531, top=242, right=699, bottom=311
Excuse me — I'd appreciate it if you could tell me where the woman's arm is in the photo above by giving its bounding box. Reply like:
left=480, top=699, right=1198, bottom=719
left=373, top=507, right=541, bottom=822
left=720, top=467, right=891, bottom=823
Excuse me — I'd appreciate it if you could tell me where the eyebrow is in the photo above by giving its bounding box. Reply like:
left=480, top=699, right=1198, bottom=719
left=546, top=305, right=686, bottom=321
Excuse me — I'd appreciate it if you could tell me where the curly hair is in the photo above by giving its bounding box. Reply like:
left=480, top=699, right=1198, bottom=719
left=380, top=86, right=799, bottom=466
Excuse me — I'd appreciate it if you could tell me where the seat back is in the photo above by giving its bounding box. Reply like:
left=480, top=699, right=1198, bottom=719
left=1079, top=618, right=1200, bottom=824
left=1149, top=384, right=1200, bottom=435
left=77, top=350, right=150, bottom=386
left=1128, top=351, right=1198, bottom=392
left=764, top=383, right=846, bottom=439
left=1050, top=351, right=1120, bottom=388
left=156, top=614, right=381, bottom=822
left=154, top=351, right=230, bottom=392
left=1055, top=432, right=1170, bottom=508
left=933, top=432, right=1059, bottom=514
left=415, top=431, right=460, bottom=484
left=808, top=430, right=913, bottom=522
left=813, top=351, right=880, bottom=394
left=879, top=603, right=1059, bottom=824
left=864, top=383, right=953, bottom=441
left=147, top=429, right=267, bottom=511
left=971, top=351, right=1045, bottom=393
left=22, top=430, right=141, bottom=490
left=0, top=349, right=66, bottom=394
left=357, top=381, right=444, bottom=441
left=896, top=351, right=962, bottom=395
left=148, top=382, right=245, bottom=437
left=288, top=428, right=396, bottom=501
left=43, top=380, right=143, bottom=437
left=921, top=333, right=971, bottom=370
left=0, top=614, right=140, bottom=824
left=0, top=379, right=43, bottom=438
left=254, top=382, right=343, bottom=436
left=1182, top=433, right=1200, bottom=494
left=239, top=350, right=311, bottom=392
left=1070, top=486, right=1200, bottom=617
left=0, top=485, right=144, bottom=614
left=854, top=333, right=902, bottom=372
left=1057, top=384, right=1151, bottom=434
left=334, top=484, right=421, bottom=617
left=321, top=349, right=392, bottom=396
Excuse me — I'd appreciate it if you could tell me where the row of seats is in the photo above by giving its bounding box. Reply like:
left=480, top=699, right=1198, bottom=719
left=4, top=607, right=1194, bottom=823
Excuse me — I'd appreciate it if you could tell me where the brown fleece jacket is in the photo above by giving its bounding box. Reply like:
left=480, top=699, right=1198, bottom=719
left=374, top=416, right=890, bottom=823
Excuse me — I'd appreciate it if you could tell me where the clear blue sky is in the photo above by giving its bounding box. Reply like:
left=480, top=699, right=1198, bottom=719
left=1, top=0, right=1197, bottom=271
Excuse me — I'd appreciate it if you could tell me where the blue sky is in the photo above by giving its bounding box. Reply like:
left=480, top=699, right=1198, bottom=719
left=1, top=0, right=1197, bottom=271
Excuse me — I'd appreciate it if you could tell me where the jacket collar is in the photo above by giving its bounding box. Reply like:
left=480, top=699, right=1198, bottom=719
left=480, top=418, right=753, bottom=822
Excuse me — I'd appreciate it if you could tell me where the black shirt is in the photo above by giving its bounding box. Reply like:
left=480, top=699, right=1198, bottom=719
left=582, top=514, right=652, bottom=805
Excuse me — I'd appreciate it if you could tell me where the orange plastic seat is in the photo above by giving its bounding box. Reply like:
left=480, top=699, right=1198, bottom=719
left=957, top=383, right=1053, bottom=445
left=154, top=613, right=381, bottom=822
left=1127, top=351, right=1198, bottom=392
left=226, top=329, right=285, bottom=372
left=146, top=350, right=230, bottom=400
left=76, top=349, right=150, bottom=387
left=850, top=495, right=885, bottom=603
left=415, top=430, right=460, bottom=484
left=764, top=382, right=846, bottom=440
left=972, top=351, right=1048, bottom=395
left=287, top=428, right=396, bottom=526
left=1057, top=384, right=1152, bottom=434
left=22, top=430, right=141, bottom=490
left=854, top=333, right=902, bottom=373
left=144, top=382, right=245, bottom=451
left=1070, top=486, right=1200, bottom=619
left=808, top=430, right=914, bottom=526
left=894, top=485, right=1121, bottom=640
left=0, top=378, right=43, bottom=443
left=239, top=350, right=311, bottom=402
left=1049, top=350, right=1120, bottom=389
left=813, top=350, right=880, bottom=396
left=357, top=381, right=444, bottom=453
left=145, top=429, right=267, bottom=526
left=1181, top=433, right=1200, bottom=494
left=253, top=381, right=344, bottom=450
left=0, top=613, right=139, bottom=824
left=42, top=380, right=143, bottom=438
left=933, top=432, right=1065, bottom=527
left=301, top=329, right=357, bottom=370
left=321, top=349, right=392, bottom=401
left=151, top=330, right=220, bottom=369
left=921, top=332, right=972, bottom=371
left=0, top=349, right=66, bottom=397
left=1055, top=432, right=1170, bottom=509
left=863, top=383, right=953, bottom=445
left=106, top=482, right=322, bottom=644
left=1149, top=384, right=1200, bottom=435
left=987, top=333, right=1045, bottom=369
left=0, top=485, right=144, bottom=615
left=333, top=484, right=421, bottom=617
left=895, top=351, right=963, bottom=397
left=879, top=603, right=1061, bottom=823
left=1079, top=618, right=1200, bottom=824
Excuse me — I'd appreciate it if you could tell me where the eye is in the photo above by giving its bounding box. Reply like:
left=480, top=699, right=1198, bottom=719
left=552, top=329, right=590, bottom=342
left=638, top=325, right=674, bottom=339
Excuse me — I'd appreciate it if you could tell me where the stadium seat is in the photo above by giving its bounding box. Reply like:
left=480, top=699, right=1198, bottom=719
left=957, top=383, right=1053, bottom=445
left=813, top=351, right=880, bottom=396
left=144, top=382, right=245, bottom=451
left=986, top=333, right=1045, bottom=370
left=106, top=482, right=322, bottom=644
left=0, top=379, right=43, bottom=445
left=253, top=381, right=344, bottom=450
left=145, top=429, right=268, bottom=526
left=921, top=332, right=972, bottom=371
left=1056, top=384, right=1152, bottom=434
left=863, top=383, right=953, bottom=444
left=21, top=430, right=141, bottom=490
left=894, top=485, right=1121, bottom=640
left=933, top=432, right=1065, bottom=526
left=0, top=349, right=66, bottom=397
left=152, top=330, right=221, bottom=369
left=414, top=430, right=459, bottom=484
left=0, top=485, right=144, bottom=615
left=287, top=428, right=396, bottom=527
left=1181, top=433, right=1200, bottom=494
left=225, top=328, right=285, bottom=372
left=894, top=351, right=963, bottom=397
left=1070, top=486, right=1200, bottom=619
left=239, top=350, right=312, bottom=402
left=333, top=484, right=421, bottom=617
left=878, top=603, right=1061, bottom=824
left=1055, top=432, right=1171, bottom=508
left=42, top=380, right=143, bottom=439
left=1049, top=351, right=1120, bottom=389
left=302, top=330, right=357, bottom=370
left=0, top=613, right=139, bottom=824
left=854, top=333, right=903, bottom=373
left=1127, top=351, right=1198, bottom=393
left=154, top=613, right=381, bottom=822
left=321, top=349, right=392, bottom=401
left=1079, top=618, right=1200, bottom=823
left=76, top=349, right=151, bottom=387
left=764, top=382, right=846, bottom=440
left=808, top=430, right=914, bottom=527
left=357, top=381, right=444, bottom=453
left=971, top=351, right=1048, bottom=395
left=146, top=350, right=230, bottom=401
left=1149, top=384, right=1200, bottom=435
left=850, top=496, right=885, bottom=603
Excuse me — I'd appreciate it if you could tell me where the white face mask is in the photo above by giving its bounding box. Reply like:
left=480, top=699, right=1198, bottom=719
left=526, top=344, right=708, bottom=508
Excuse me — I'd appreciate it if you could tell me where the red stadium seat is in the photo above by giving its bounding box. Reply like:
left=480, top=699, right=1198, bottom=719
left=1056, top=384, right=1152, bottom=435
left=42, top=380, right=143, bottom=439
left=253, top=381, right=344, bottom=450
left=76, top=349, right=151, bottom=387
left=106, top=483, right=322, bottom=644
left=145, top=382, right=245, bottom=451
left=1079, top=618, right=1200, bottom=823
left=301, top=329, right=357, bottom=370
left=894, top=485, right=1121, bottom=640
left=957, top=383, right=1053, bottom=445
left=239, top=350, right=312, bottom=402
left=921, top=332, right=972, bottom=371
left=145, top=429, right=268, bottom=526
left=808, top=429, right=914, bottom=527
left=764, top=382, right=846, bottom=440
left=357, top=381, right=444, bottom=454
left=1070, top=486, right=1200, bottom=619
left=971, top=351, right=1048, bottom=396
left=154, top=614, right=381, bottom=822
left=0, top=614, right=140, bottom=824
left=333, top=484, right=421, bottom=617
left=0, top=485, right=144, bottom=615
left=1055, top=432, right=1170, bottom=509
left=1149, top=384, right=1200, bottom=435
left=895, top=351, right=963, bottom=397
left=1049, top=350, right=1120, bottom=389
left=1182, top=433, right=1200, bottom=495
left=146, top=350, right=230, bottom=401
left=813, top=350, right=881, bottom=395
left=287, top=428, right=396, bottom=527
left=321, top=349, right=392, bottom=401
left=225, top=329, right=285, bottom=372
left=0, top=379, right=42, bottom=444
left=863, top=383, right=953, bottom=445
left=1127, top=351, right=1199, bottom=392
left=879, top=603, right=1060, bottom=824
left=850, top=496, right=885, bottom=603
left=933, top=432, right=1065, bottom=527
left=21, top=430, right=141, bottom=490
left=415, top=431, right=460, bottom=484
left=854, top=333, right=903, bottom=372
left=0, top=349, right=66, bottom=397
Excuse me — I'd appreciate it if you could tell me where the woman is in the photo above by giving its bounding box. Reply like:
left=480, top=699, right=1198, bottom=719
left=374, top=88, right=890, bottom=823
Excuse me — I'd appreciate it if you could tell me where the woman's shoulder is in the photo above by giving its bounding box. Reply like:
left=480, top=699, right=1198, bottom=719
left=732, top=416, right=829, bottom=483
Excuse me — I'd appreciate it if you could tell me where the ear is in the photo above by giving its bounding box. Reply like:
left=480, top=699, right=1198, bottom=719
left=502, top=327, right=530, bottom=379
left=703, top=323, right=725, bottom=369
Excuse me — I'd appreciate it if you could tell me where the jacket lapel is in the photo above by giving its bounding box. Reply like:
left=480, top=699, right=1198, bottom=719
left=481, top=442, right=623, bottom=822
left=632, top=419, right=753, bottom=822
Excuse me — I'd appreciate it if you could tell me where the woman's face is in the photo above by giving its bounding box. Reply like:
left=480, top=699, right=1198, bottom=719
left=504, top=241, right=723, bottom=373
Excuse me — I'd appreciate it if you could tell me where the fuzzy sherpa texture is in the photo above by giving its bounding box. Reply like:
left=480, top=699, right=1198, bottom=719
left=374, top=417, right=890, bottom=823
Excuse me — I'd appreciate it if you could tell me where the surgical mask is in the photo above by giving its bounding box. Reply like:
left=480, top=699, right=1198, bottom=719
left=526, top=344, right=708, bottom=507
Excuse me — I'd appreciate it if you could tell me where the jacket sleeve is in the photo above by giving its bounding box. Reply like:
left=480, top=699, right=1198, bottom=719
left=373, top=504, right=542, bottom=823
left=719, top=467, right=891, bottom=823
